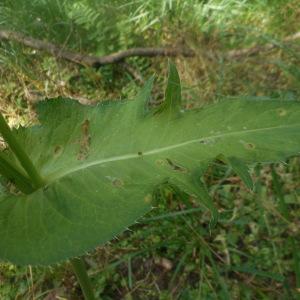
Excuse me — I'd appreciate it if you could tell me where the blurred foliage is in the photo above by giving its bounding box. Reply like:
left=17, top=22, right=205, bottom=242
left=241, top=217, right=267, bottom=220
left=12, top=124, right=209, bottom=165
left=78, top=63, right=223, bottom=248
left=0, top=0, right=299, bottom=120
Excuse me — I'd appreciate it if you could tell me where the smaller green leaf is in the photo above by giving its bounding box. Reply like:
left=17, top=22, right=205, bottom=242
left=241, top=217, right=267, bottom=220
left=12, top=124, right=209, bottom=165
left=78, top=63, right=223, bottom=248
left=196, top=179, right=219, bottom=228
left=136, top=76, right=154, bottom=116
left=155, top=61, right=181, bottom=115
left=271, top=165, right=290, bottom=219
left=171, top=167, right=219, bottom=227
left=225, top=156, right=254, bottom=190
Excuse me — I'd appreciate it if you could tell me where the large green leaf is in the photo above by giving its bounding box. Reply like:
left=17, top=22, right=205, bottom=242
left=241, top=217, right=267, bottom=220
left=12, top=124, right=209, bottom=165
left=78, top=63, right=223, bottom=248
left=0, top=64, right=300, bottom=266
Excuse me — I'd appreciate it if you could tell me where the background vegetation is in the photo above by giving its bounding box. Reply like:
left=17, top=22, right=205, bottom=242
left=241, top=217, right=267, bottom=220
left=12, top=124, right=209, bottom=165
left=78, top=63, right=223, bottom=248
left=0, top=0, right=300, bottom=299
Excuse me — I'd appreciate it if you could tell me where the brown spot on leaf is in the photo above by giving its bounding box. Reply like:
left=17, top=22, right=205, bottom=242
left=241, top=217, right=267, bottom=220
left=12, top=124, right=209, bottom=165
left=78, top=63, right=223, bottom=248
left=112, top=178, right=124, bottom=188
left=166, top=158, right=189, bottom=173
left=54, top=145, right=63, bottom=157
left=199, top=138, right=216, bottom=145
left=245, top=143, right=255, bottom=150
left=277, top=108, right=287, bottom=117
left=77, top=119, right=91, bottom=160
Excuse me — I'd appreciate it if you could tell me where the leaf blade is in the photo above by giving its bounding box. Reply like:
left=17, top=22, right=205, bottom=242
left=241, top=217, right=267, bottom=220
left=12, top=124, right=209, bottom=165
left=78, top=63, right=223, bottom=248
left=0, top=68, right=300, bottom=265
left=226, top=156, right=254, bottom=190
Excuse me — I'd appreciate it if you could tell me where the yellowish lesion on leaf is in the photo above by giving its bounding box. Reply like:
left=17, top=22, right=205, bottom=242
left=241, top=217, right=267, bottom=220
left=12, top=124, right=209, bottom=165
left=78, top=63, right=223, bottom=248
left=240, top=139, right=256, bottom=150
left=277, top=108, right=287, bottom=117
left=156, top=159, right=166, bottom=166
left=77, top=119, right=91, bottom=160
left=144, top=194, right=152, bottom=204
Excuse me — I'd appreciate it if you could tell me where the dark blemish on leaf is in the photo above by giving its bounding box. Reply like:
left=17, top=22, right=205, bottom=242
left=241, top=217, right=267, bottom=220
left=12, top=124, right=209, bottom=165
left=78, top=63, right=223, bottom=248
left=245, top=143, right=255, bottom=150
left=77, top=119, right=91, bottom=160
left=112, top=178, right=124, bottom=188
left=199, top=138, right=215, bottom=145
left=144, top=194, right=152, bottom=204
left=166, top=158, right=189, bottom=173
left=54, top=145, right=63, bottom=157
left=138, top=151, right=143, bottom=156
left=277, top=108, right=287, bottom=117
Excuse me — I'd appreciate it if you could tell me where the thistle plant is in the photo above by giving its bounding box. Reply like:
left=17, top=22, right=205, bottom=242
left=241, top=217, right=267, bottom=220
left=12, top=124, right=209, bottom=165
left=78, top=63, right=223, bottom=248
left=0, top=63, right=299, bottom=299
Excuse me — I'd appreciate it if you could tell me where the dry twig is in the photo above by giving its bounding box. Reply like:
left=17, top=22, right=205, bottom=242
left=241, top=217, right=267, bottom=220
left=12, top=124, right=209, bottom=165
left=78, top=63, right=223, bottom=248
left=0, top=29, right=194, bottom=67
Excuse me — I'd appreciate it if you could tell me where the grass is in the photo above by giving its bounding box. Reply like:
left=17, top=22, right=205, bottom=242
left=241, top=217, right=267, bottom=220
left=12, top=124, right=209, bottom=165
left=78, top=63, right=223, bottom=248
left=0, top=0, right=300, bottom=299
left=1, top=159, right=300, bottom=299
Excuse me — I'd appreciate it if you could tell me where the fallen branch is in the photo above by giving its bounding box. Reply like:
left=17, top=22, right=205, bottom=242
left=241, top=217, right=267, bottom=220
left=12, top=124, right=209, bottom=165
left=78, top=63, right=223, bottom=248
left=226, top=32, right=300, bottom=59
left=0, top=30, right=194, bottom=67
left=0, top=29, right=299, bottom=68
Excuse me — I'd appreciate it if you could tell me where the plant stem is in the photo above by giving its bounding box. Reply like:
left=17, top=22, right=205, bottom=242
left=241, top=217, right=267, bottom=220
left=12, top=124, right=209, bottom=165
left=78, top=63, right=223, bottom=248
left=71, top=257, right=96, bottom=300
left=0, top=113, right=44, bottom=189
left=0, top=153, right=34, bottom=194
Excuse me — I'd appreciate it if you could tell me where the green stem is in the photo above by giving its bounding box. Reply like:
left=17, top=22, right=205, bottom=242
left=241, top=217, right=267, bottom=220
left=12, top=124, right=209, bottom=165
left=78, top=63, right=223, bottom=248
left=0, top=113, right=44, bottom=189
left=0, top=153, right=34, bottom=194
left=71, top=257, right=96, bottom=300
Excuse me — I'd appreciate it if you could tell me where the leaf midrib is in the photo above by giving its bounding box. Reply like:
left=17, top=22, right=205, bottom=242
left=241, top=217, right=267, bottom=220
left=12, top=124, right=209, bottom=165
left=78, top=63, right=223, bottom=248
left=48, top=123, right=299, bottom=181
